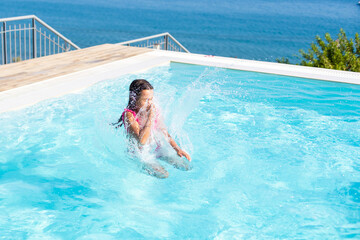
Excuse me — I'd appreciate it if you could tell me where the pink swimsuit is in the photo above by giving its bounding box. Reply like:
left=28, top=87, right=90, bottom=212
left=122, top=109, right=139, bottom=132
left=122, top=108, right=163, bottom=151
left=122, top=108, right=159, bottom=132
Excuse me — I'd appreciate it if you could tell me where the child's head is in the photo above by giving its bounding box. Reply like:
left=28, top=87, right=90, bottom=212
left=127, top=79, right=154, bottom=110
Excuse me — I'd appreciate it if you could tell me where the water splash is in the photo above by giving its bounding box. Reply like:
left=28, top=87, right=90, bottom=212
left=164, top=67, right=222, bottom=153
left=94, top=67, right=221, bottom=173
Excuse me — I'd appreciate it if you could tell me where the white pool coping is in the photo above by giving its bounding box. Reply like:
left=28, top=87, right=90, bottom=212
left=1, top=50, right=359, bottom=113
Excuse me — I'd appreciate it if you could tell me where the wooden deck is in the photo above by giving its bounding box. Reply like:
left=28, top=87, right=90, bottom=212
left=0, top=44, right=153, bottom=92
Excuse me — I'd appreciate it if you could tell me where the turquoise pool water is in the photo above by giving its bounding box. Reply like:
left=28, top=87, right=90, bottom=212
left=1, top=63, right=360, bottom=239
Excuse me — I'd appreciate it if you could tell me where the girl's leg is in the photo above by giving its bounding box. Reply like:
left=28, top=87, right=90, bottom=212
left=156, top=147, right=192, bottom=171
left=141, top=161, right=169, bottom=179
left=133, top=148, right=169, bottom=179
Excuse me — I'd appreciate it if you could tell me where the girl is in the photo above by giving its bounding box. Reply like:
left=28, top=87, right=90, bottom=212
left=114, top=79, right=191, bottom=178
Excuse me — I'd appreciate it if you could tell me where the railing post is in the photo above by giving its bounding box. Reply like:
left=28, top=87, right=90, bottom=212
left=164, top=35, right=168, bottom=50
left=32, top=18, right=36, bottom=58
left=2, top=22, right=7, bottom=64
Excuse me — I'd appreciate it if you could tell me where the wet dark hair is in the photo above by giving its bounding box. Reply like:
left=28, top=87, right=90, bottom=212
left=113, top=79, right=153, bottom=128
left=126, top=79, right=154, bottom=111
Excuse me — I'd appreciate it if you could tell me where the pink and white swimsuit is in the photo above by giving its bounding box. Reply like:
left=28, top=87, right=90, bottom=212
left=121, top=108, right=160, bottom=132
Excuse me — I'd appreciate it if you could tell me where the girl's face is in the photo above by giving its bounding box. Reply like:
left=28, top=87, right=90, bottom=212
left=136, top=89, right=154, bottom=110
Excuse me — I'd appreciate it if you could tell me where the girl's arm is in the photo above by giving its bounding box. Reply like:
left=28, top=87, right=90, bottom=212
left=156, top=112, right=191, bottom=161
left=125, top=110, right=153, bottom=145
left=162, top=129, right=192, bottom=161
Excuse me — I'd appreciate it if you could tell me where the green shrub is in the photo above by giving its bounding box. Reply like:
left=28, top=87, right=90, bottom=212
left=276, top=29, right=360, bottom=72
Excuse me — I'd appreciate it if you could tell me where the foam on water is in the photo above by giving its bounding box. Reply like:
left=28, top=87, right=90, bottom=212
left=1, top=63, right=360, bottom=239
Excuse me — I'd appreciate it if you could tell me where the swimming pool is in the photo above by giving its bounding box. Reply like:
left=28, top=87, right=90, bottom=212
left=1, top=62, right=360, bottom=239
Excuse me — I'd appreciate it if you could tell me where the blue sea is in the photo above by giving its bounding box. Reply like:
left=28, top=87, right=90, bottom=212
left=1, top=0, right=360, bottom=62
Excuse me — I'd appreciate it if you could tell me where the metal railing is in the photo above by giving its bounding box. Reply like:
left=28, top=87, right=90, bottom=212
left=0, top=15, right=80, bottom=65
left=118, top=32, right=189, bottom=53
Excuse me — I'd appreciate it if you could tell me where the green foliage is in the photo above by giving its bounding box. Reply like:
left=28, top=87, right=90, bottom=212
left=276, top=57, right=290, bottom=64
left=278, top=29, right=360, bottom=72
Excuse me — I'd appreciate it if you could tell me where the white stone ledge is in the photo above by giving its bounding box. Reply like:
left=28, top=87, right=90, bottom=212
left=1, top=50, right=359, bottom=113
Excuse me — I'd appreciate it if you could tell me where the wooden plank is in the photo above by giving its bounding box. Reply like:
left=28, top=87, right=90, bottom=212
left=0, top=44, right=153, bottom=92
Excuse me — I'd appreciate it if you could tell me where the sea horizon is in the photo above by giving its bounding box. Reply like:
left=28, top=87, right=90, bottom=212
left=1, top=0, right=360, bottom=63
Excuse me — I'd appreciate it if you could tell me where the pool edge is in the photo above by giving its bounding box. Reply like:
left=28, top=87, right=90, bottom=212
left=1, top=50, right=359, bottom=113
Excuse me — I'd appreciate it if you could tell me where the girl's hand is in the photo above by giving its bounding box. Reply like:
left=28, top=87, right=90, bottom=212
left=176, top=149, right=191, bottom=161
left=148, top=103, right=155, bottom=119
